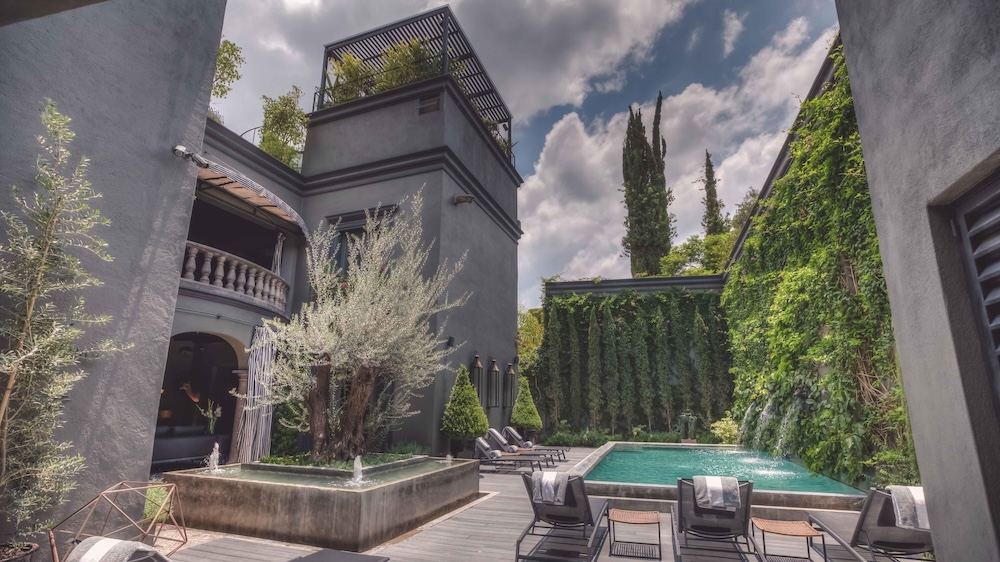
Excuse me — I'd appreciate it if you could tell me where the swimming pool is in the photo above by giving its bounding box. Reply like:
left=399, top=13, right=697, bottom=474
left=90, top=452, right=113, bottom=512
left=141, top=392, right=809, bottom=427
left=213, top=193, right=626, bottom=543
left=584, top=444, right=863, bottom=496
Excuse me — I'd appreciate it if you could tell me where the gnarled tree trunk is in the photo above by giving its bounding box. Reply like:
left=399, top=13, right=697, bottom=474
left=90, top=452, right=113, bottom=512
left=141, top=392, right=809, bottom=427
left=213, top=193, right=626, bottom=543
left=306, top=364, right=331, bottom=460
left=332, top=364, right=377, bottom=461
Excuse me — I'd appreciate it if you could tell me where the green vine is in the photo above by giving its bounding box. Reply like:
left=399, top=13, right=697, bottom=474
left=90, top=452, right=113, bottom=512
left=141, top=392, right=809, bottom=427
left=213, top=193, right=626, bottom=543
left=537, top=289, right=731, bottom=433
left=722, top=47, right=917, bottom=486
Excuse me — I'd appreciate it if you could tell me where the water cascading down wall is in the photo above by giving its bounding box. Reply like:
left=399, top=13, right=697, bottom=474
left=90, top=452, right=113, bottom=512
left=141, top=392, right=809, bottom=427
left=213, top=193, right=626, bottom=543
left=722, top=47, right=917, bottom=486
left=536, top=288, right=732, bottom=435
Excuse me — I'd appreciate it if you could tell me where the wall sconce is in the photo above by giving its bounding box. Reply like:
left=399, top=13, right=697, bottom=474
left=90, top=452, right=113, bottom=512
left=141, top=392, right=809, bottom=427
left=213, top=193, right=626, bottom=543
left=452, top=194, right=475, bottom=205
left=446, top=336, right=455, bottom=348
left=471, top=354, right=484, bottom=405
left=488, top=359, right=500, bottom=408
left=504, top=363, right=516, bottom=408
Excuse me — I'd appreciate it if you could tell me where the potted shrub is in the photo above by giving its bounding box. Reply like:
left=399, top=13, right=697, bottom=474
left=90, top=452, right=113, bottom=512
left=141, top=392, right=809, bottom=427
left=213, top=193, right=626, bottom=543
left=509, top=375, right=542, bottom=442
left=0, top=102, right=114, bottom=561
left=440, top=365, right=488, bottom=457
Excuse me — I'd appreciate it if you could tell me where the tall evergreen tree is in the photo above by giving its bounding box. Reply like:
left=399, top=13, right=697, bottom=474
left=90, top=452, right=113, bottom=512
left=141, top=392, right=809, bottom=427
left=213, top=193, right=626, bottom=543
left=633, top=312, right=654, bottom=429
left=617, top=322, right=635, bottom=431
left=693, top=308, right=714, bottom=421
left=701, top=150, right=726, bottom=235
left=651, top=308, right=673, bottom=430
left=622, top=92, right=674, bottom=276
left=567, top=311, right=582, bottom=427
left=586, top=307, right=603, bottom=429
left=601, top=306, right=620, bottom=431
left=543, top=306, right=563, bottom=428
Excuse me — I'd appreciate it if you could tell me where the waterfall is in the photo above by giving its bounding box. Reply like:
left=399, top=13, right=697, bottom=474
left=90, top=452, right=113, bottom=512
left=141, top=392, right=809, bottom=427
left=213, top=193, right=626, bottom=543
left=774, top=402, right=799, bottom=457
left=737, top=399, right=757, bottom=445
left=751, top=396, right=775, bottom=450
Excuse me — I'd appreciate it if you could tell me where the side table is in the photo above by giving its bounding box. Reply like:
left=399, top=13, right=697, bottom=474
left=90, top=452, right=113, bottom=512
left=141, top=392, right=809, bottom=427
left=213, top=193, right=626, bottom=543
left=751, top=517, right=827, bottom=561
left=608, top=508, right=661, bottom=560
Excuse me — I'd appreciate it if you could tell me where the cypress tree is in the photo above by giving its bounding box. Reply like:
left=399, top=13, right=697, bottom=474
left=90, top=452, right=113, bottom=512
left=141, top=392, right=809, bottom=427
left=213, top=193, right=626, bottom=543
left=586, top=306, right=603, bottom=429
left=652, top=307, right=673, bottom=431
left=543, top=306, right=563, bottom=428
left=440, top=365, right=490, bottom=440
left=701, top=150, right=726, bottom=235
left=510, top=375, right=543, bottom=432
left=633, top=311, right=654, bottom=430
left=567, top=310, right=583, bottom=428
left=622, top=92, right=674, bottom=276
left=617, top=322, right=635, bottom=432
left=601, top=306, right=620, bottom=432
left=694, top=308, right=713, bottom=421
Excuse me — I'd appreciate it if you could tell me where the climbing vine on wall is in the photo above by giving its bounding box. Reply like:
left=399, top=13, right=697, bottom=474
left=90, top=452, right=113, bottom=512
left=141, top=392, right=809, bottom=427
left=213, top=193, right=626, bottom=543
left=722, top=48, right=917, bottom=486
left=536, top=289, right=731, bottom=434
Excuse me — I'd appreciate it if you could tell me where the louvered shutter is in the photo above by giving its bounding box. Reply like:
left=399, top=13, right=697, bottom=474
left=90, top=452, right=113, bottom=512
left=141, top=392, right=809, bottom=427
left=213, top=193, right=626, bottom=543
left=955, top=180, right=1000, bottom=412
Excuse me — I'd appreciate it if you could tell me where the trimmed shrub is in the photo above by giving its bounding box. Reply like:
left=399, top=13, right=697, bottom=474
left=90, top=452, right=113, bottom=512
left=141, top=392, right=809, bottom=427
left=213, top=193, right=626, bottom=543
left=440, top=365, right=489, bottom=440
left=510, top=375, right=542, bottom=431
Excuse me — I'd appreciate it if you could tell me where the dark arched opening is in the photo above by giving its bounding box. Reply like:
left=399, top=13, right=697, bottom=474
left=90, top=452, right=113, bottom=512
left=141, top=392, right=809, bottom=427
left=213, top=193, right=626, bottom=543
left=151, top=332, right=239, bottom=471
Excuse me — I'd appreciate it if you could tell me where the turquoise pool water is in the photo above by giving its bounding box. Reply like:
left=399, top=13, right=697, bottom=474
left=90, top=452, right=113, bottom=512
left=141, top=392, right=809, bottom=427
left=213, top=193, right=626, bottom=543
left=586, top=445, right=863, bottom=495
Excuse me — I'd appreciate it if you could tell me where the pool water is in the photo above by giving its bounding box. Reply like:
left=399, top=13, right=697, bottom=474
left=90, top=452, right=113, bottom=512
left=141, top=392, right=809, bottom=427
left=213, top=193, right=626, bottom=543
left=586, top=445, right=863, bottom=495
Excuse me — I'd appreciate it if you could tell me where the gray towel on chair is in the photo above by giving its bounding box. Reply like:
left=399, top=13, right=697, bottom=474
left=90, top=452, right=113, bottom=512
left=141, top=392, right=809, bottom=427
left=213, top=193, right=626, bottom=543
left=887, top=485, right=930, bottom=531
left=531, top=471, right=569, bottom=505
left=694, top=475, right=740, bottom=512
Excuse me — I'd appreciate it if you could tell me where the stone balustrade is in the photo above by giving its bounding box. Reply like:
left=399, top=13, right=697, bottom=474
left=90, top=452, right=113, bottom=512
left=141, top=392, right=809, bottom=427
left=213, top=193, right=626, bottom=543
left=181, top=241, right=289, bottom=312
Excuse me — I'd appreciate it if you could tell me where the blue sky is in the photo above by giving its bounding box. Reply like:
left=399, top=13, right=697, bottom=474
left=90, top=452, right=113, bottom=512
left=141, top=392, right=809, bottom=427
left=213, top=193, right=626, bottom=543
left=213, top=0, right=839, bottom=308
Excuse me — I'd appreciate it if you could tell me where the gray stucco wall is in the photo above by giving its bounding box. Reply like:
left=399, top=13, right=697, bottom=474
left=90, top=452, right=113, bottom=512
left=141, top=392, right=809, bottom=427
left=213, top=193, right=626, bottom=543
left=0, top=0, right=225, bottom=545
left=836, top=1, right=1000, bottom=559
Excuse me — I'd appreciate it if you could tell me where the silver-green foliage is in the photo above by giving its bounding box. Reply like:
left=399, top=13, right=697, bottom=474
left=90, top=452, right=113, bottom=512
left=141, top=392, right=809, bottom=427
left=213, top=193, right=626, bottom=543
left=0, top=101, right=114, bottom=544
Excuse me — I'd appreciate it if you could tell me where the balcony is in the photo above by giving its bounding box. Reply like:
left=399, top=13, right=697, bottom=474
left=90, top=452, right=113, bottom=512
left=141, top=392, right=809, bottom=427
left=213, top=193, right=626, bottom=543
left=179, top=241, right=289, bottom=316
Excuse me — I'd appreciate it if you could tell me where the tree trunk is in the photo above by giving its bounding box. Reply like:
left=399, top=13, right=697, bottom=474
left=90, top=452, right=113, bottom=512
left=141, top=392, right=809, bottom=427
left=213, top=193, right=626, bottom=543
left=306, top=364, right=331, bottom=460
left=332, top=364, right=377, bottom=461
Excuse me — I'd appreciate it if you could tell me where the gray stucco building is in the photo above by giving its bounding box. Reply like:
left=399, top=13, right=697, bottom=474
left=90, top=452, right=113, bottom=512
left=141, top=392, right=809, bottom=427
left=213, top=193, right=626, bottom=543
left=0, top=1, right=520, bottom=538
left=837, top=1, right=1000, bottom=559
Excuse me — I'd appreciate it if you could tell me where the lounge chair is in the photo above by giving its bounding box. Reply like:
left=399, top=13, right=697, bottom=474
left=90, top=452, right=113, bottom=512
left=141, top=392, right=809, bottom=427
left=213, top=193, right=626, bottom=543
left=64, top=537, right=171, bottom=562
left=808, top=488, right=934, bottom=561
left=487, top=428, right=558, bottom=466
left=475, top=437, right=543, bottom=472
left=503, top=426, right=569, bottom=461
left=673, top=477, right=754, bottom=557
left=516, top=473, right=609, bottom=562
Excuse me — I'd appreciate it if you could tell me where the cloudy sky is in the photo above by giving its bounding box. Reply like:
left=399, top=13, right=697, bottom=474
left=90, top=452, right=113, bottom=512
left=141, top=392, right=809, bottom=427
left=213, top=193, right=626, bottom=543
left=213, top=0, right=839, bottom=308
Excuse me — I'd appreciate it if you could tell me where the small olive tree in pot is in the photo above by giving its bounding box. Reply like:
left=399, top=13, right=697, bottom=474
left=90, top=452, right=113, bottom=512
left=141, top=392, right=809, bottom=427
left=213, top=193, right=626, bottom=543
left=440, top=365, right=488, bottom=457
left=0, top=102, right=115, bottom=561
left=509, top=375, right=542, bottom=442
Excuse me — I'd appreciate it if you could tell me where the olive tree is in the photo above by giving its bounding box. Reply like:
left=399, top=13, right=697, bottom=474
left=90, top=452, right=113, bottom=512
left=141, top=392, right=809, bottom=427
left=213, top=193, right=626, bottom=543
left=257, top=191, right=467, bottom=460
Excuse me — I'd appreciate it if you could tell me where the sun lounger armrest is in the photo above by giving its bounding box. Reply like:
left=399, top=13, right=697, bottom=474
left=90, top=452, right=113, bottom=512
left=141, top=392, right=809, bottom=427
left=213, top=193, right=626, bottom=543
left=585, top=501, right=609, bottom=549
left=808, top=514, right=867, bottom=562
left=515, top=518, right=537, bottom=560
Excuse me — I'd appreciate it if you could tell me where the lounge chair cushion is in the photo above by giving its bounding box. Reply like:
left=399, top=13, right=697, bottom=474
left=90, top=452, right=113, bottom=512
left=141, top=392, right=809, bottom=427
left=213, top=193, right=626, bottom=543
left=65, top=537, right=170, bottom=562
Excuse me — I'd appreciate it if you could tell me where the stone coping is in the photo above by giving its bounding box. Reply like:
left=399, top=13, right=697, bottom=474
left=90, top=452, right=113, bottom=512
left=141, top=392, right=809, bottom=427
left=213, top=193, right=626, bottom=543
left=572, top=441, right=864, bottom=512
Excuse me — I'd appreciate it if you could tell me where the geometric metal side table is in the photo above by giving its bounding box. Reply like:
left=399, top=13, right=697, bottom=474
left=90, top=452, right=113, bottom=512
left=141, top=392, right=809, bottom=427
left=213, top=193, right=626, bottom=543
left=751, top=517, right=827, bottom=562
left=608, top=508, right=661, bottom=560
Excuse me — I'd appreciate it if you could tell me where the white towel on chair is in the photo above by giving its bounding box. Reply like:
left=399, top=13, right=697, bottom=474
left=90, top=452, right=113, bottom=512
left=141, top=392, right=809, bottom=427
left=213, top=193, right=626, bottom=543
left=887, top=486, right=931, bottom=531
left=694, top=475, right=740, bottom=512
left=531, top=471, right=569, bottom=505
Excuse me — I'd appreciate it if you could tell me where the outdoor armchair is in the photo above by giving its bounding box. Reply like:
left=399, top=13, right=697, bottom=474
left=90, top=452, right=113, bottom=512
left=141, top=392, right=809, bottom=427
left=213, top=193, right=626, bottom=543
left=673, top=478, right=755, bottom=553
left=516, top=473, right=609, bottom=562
left=808, top=488, right=934, bottom=561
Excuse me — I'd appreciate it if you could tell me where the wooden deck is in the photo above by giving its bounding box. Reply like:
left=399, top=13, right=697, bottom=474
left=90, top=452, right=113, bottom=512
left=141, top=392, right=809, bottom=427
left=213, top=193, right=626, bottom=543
left=173, top=447, right=871, bottom=562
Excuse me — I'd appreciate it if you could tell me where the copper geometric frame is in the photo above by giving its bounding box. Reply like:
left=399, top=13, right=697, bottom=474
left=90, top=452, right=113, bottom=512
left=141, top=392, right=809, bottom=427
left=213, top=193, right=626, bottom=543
left=47, top=481, right=187, bottom=562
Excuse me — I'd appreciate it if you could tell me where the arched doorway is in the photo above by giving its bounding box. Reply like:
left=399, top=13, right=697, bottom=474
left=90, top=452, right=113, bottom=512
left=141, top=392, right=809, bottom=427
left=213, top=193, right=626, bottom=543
left=151, top=332, right=239, bottom=471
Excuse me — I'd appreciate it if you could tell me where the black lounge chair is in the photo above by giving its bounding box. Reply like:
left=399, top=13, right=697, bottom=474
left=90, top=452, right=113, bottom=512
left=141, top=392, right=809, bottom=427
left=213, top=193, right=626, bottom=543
left=673, top=478, right=755, bottom=558
left=475, top=437, right=543, bottom=472
left=503, top=426, right=569, bottom=461
left=487, top=428, right=558, bottom=466
left=808, top=488, right=934, bottom=561
left=516, top=473, right=609, bottom=562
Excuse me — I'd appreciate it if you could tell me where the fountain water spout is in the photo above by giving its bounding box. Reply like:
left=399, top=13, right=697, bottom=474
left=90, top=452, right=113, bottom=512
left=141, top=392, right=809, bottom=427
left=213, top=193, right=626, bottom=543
left=207, top=442, right=220, bottom=472
left=352, top=455, right=363, bottom=484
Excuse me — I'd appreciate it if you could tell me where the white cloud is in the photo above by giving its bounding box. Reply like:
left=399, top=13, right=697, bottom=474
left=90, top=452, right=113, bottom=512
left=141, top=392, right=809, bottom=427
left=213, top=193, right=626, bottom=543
left=721, top=10, right=747, bottom=58
left=517, top=20, right=838, bottom=306
left=687, top=27, right=703, bottom=53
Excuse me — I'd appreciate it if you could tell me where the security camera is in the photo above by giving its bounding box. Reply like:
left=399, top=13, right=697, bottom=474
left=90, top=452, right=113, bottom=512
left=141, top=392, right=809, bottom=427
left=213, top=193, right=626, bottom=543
left=172, top=145, right=188, bottom=158
left=452, top=195, right=475, bottom=205
left=190, top=153, right=211, bottom=169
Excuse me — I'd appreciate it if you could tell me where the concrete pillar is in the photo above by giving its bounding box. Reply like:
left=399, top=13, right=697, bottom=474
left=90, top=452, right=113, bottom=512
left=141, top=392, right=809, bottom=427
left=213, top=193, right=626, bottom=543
left=228, top=369, right=250, bottom=463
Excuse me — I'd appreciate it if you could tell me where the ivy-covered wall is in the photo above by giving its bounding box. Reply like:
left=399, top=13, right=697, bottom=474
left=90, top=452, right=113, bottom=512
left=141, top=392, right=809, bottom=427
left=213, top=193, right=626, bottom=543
left=722, top=49, right=917, bottom=485
left=537, top=289, right=731, bottom=434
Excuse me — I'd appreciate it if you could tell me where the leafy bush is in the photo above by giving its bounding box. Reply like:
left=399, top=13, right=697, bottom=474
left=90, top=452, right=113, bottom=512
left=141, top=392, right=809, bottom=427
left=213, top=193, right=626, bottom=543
left=260, top=452, right=412, bottom=470
left=440, top=365, right=489, bottom=440
left=143, top=481, right=171, bottom=524
left=695, top=431, right=722, bottom=444
left=387, top=441, right=430, bottom=456
left=542, top=429, right=680, bottom=447
left=710, top=416, right=740, bottom=444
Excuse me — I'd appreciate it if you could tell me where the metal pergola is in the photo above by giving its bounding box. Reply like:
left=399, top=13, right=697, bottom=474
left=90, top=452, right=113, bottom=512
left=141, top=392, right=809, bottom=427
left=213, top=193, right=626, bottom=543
left=315, top=6, right=513, bottom=159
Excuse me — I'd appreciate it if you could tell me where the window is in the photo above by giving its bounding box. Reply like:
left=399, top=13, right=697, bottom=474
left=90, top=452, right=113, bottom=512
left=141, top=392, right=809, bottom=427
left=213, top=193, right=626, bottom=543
left=326, top=206, right=397, bottom=272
